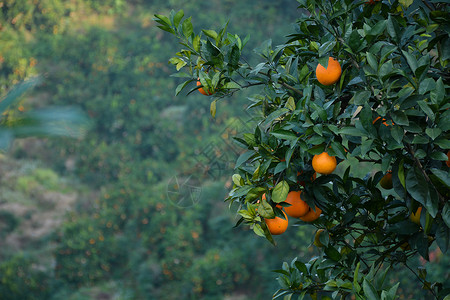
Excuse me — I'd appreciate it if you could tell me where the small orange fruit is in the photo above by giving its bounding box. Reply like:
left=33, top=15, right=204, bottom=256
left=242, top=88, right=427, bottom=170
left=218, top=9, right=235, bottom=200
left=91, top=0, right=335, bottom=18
left=380, top=172, right=393, bottom=189
left=197, top=79, right=213, bottom=95
left=300, top=206, right=322, bottom=222
left=410, top=207, right=422, bottom=225
left=284, top=191, right=309, bottom=218
left=265, top=211, right=288, bottom=235
left=312, top=152, right=337, bottom=175
left=315, top=57, right=342, bottom=86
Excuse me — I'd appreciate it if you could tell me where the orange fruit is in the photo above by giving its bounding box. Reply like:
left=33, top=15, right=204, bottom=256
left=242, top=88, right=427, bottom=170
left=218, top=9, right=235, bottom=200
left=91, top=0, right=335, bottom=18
left=380, top=172, right=393, bottom=189
left=284, top=191, right=309, bottom=218
left=315, top=57, right=342, bottom=86
left=197, top=79, right=213, bottom=95
left=410, top=207, right=422, bottom=225
left=365, top=0, right=380, bottom=4
left=313, top=229, right=325, bottom=247
left=265, top=211, right=288, bottom=235
left=446, top=150, right=450, bottom=167
left=373, top=116, right=392, bottom=126
left=300, top=206, right=322, bottom=222
left=312, top=152, right=337, bottom=175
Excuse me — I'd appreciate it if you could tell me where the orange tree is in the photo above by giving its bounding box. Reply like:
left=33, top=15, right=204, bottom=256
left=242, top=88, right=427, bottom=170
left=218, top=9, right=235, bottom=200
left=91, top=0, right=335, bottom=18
left=155, top=0, right=449, bottom=298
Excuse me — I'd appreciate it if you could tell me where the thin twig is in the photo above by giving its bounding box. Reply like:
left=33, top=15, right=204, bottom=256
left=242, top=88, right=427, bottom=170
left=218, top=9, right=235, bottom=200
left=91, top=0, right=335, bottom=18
left=279, top=81, right=303, bottom=96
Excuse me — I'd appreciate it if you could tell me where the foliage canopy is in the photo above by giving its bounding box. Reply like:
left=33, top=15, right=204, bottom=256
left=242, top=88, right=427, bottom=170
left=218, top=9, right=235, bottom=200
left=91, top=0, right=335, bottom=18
left=156, top=0, right=450, bottom=298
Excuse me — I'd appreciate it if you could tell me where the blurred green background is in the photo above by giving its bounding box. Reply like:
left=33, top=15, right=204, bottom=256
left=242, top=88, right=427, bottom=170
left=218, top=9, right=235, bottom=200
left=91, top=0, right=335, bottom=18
left=0, top=1, right=447, bottom=299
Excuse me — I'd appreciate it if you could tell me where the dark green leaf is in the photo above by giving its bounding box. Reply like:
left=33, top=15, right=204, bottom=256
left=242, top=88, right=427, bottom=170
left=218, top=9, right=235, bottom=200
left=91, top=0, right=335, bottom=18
left=363, top=279, right=380, bottom=300
left=391, top=111, right=409, bottom=126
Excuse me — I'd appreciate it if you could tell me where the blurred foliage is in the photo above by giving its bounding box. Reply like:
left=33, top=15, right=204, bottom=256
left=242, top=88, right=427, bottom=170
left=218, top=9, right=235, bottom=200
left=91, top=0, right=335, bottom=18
left=0, top=0, right=448, bottom=300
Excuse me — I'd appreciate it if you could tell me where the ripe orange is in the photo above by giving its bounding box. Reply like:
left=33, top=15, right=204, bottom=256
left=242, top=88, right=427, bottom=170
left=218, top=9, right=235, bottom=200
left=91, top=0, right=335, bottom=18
left=197, top=79, right=213, bottom=96
left=312, top=152, right=337, bottom=175
left=410, top=207, right=422, bottom=225
left=300, top=206, right=322, bottom=222
left=284, top=191, right=309, bottom=218
left=446, top=150, right=450, bottom=167
left=265, top=211, right=288, bottom=235
left=315, top=57, right=342, bottom=86
left=313, top=229, right=325, bottom=247
left=380, top=172, right=393, bottom=189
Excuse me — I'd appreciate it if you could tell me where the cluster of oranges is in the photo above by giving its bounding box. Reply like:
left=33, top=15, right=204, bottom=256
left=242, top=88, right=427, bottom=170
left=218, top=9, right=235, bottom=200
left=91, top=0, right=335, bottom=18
left=264, top=151, right=338, bottom=235
left=262, top=57, right=342, bottom=235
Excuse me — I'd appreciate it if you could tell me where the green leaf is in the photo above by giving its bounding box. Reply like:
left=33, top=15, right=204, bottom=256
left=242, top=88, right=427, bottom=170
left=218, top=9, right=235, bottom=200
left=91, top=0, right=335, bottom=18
left=261, top=108, right=289, bottom=128
left=338, top=127, right=362, bottom=136
left=173, top=9, right=184, bottom=28
left=391, top=111, right=409, bottom=126
left=363, top=279, right=380, bottom=300
left=154, top=14, right=171, bottom=27
left=232, top=174, right=243, bottom=186
left=353, top=90, right=371, bottom=105
left=324, top=246, right=342, bottom=261
left=418, top=78, right=436, bottom=95
left=330, top=141, right=347, bottom=160
left=366, top=52, right=378, bottom=71
left=272, top=181, right=289, bottom=203
left=270, top=130, right=298, bottom=141
left=430, top=77, right=445, bottom=105
left=430, top=168, right=450, bottom=188
left=175, top=80, right=192, bottom=96
left=258, top=198, right=275, bottom=218
left=430, top=151, right=448, bottom=161
left=182, top=17, right=193, bottom=39
left=319, top=41, right=336, bottom=57
left=235, top=150, right=256, bottom=168
left=425, top=127, right=441, bottom=140
left=391, top=126, right=404, bottom=144
left=285, top=96, right=296, bottom=111
left=193, top=35, right=201, bottom=52
left=253, top=224, right=265, bottom=237
left=402, top=50, right=418, bottom=73
left=202, top=29, right=218, bottom=40
left=368, top=20, right=387, bottom=37
left=417, top=101, right=435, bottom=122
left=210, top=99, right=217, bottom=118
left=406, top=167, right=438, bottom=217
left=443, top=203, right=450, bottom=228
left=222, top=82, right=240, bottom=89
